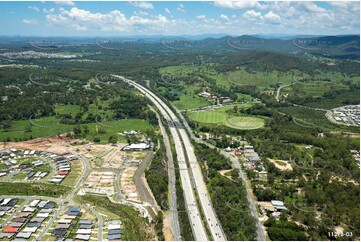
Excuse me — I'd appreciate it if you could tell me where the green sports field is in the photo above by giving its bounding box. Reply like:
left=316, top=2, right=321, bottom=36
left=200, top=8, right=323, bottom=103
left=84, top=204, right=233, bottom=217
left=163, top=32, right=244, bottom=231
left=189, top=106, right=265, bottom=130
left=188, top=111, right=226, bottom=124
left=225, top=116, right=265, bottom=129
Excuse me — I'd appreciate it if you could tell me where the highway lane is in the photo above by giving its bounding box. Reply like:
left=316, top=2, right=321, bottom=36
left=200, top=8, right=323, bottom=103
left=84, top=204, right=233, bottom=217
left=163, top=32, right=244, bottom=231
left=112, top=75, right=208, bottom=241
left=173, top=106, right=267, bottom=241
left=177, top=127, right=226, bottom=241
left=150, top=106, right=181, bottom=240
left=130, top=79, right=226, bottom=241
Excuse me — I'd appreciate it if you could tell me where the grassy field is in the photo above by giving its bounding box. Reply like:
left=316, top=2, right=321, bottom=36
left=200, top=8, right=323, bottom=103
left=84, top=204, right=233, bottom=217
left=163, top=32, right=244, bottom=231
left=189, top=111, right=226, bottom=124
left=0, top=182, right=69, bottom=197
left=0, top=117, right=152, bottom=143
left=160, top=64, right=231, bottom=87
left=227, top=68, right=304, bottom=89
left=55, top=101, right=113, bottom=118
left=172, top=94, right=210, bottom=110
left=282, top=81, right=348, bottom=98
left=236, top=93, right=253, bottom=102
left=189, top=105, right=265, bottom=130
left=61, top=160, right=84, bottom=186
left=277, top=106, right=359, bottom=133
left=304, top=90, right=360, bottom=109
left=225, top=116, right=265, bottom=129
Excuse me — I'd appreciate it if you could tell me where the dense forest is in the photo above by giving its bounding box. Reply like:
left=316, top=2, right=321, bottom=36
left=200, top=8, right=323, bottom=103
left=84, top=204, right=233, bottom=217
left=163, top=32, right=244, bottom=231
left=194, top=143, right=257, bottom=240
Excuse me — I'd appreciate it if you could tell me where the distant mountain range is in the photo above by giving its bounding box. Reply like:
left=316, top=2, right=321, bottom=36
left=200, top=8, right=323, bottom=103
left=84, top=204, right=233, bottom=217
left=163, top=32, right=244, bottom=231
left=0, top=34, right=359, bottom=60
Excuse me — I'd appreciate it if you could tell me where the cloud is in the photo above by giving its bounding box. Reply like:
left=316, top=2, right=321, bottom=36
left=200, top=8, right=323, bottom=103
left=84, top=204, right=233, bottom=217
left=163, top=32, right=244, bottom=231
left=329, top=1, right=360, bottom=13
left=46, top=7, right=172, bottom=33
left=29, top=6, right=40, bottom=12
left=22, top=19, right=38, bottom=25
left=134, top=10, right=149, bottom=17
left=54, top=1, right=75, bottom=7
left=219, top=14, right=229, bottom=21
left=165, top=8, right=171, bottom=15
left=129, top=1, right=154, bottom=10
left=42, top=3, right=359, bottom=36
left=177, top=4, right=186, bottom=13
left=242, top=10, right=262, bottom=20
left=43, top=8, right=55, bottom=14
left=294, top=2, right=329, bottom=13
left=214, top=0, right=265, bottom=10
left=264, top=11, right=281, bottom=24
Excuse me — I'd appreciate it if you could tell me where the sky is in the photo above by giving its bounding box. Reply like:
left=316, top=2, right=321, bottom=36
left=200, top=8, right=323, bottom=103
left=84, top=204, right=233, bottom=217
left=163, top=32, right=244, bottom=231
left=0, top=1, right=359, bottom=36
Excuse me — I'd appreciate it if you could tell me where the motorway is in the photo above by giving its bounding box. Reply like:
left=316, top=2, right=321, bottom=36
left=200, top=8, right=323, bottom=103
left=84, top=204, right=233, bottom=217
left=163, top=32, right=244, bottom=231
left=149, top=105, right=181, bottom=240
left=112, top=74, right=226, bottom=241
left=173, top=106, right=267, bottom=241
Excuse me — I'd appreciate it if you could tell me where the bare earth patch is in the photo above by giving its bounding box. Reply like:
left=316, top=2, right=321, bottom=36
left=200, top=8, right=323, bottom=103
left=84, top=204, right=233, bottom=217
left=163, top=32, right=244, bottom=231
left=268, top=158, right=293, bottom=171
left=162, top=211, right=174, bottom=241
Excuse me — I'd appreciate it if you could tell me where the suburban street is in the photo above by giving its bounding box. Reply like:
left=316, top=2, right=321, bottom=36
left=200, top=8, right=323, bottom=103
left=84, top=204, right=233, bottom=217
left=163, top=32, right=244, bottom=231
left=0, top=197, right=30, bottom=228
left=133, top=150, right=160, bottom=213
left=115, top=168, right=125, bottom=200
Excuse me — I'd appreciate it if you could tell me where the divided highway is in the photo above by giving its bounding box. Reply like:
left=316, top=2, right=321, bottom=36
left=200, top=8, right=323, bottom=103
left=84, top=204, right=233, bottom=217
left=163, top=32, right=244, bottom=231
left=112, top=75, right=226, bottom=241
left=149, top=106, right=181, bottom=240
left=173, top=106, right=267, bottom=241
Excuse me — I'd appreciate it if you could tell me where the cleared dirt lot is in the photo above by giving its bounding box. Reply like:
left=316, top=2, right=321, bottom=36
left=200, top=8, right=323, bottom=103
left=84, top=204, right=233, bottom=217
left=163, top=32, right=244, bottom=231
left=0, top=136, right=80, bottom=155
left=121, top=166, right=139, bottom=202
left=268, top=158, right=293, bottom=171
left=84, top=171, right=115, bottom=194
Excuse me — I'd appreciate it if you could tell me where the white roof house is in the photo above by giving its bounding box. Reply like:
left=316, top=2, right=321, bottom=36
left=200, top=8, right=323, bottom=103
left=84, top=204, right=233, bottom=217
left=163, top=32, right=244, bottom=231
left=36, top=213, right=50, bottom=218
left=23, top=207, right=36, bottom=212
left=108, top=224, right=121, bottom=230
left=37, top=201, right=48, bottom=208
left=58, top=219, right=73, bottom=224
left=1, top=198, right=11, bottom=206
left=76, top=229, right=92, bottom=234
left=271, top=200, right=287, bottom=210
left=75, top=234, right=91, bottom=241
left=30, top=200, right=40, bottom=207
left=50, top=178, right=63, bottom=183
left=59, top=168, right=71, bottom=171
left=123, top=143, right=149, bottom=150
left=23, top=227, right=37, bottom=233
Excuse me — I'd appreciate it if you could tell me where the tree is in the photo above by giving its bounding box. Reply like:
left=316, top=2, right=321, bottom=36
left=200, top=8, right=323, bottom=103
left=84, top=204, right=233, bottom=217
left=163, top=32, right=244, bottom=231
left=1, top=120, right=12, bottom=131
left=83, top=125, right=89, bottom=134
left=93, top=137, right=100, bottom=143
left=25, top=124, right=33, bottom=132
left=73, top=126, right=81, bottom=137
left=97, top=126, right=106, bottom=134
left=108, top=135, right=118, bottom=144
